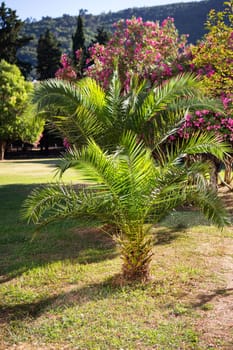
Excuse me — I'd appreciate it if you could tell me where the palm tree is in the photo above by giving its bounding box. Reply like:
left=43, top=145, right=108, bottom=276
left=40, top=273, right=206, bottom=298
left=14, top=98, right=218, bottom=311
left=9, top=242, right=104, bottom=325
left=22, top=132, right=230, bottom=282
left=24, top=72, right=231, bottom=282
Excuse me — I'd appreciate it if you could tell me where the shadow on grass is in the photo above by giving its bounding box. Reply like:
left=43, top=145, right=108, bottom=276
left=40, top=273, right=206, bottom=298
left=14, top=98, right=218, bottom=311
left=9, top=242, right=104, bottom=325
left=154, top=227, right=183, bottom=246
left=0, top=184, right=117, bottom=283
left=0, top=280, right=120, bottom=323
left=190, top=288, right=233, bottom=309
left=0, top=183, right=210, bottom=285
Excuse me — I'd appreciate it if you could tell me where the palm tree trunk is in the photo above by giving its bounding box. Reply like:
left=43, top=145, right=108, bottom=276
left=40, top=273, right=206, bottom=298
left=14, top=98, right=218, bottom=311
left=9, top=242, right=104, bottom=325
left=209, top=159, right=218, bottom=191
left=119, top=233, right=154, bottom=282
left=0, top=140, right=6, bottom=160
left=224, top=155, right=233, bottom=185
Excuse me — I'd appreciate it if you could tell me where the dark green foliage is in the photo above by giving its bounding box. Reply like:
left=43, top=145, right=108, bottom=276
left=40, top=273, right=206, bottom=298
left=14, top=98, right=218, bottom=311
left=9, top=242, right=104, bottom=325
left=92, top=26, right=110, bottom=45
left=72, top=15, right=85, bottom=64
left=0, top=2, right=32, bottom=73
left=71, top=14, right=87, bottom=77
left=37, top=29, right=61, bottom=80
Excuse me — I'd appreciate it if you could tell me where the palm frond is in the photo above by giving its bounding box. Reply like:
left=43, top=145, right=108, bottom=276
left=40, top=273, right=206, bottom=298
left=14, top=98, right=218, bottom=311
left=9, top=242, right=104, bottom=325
left=169, top=96, right=225, bottom=115
left=123, top=77, right=150, bottom=119
left=155, top=132, right=231, bottom=168
left=148, top=173, right=230, bottom=228
left=118, top=132, right=157, bottom=192
left=76, top=77, right=106, bottom=114
left=55, top=105, right=104, bottom=145
left=104, top=70, right=125, bottom=126
left=22, top=182, right=117, bottom=227
left=33, top=79, right=81, bottom=115
left=190, top=188, right=230, bottom=228
left=128, top=74, right=199, bottom=141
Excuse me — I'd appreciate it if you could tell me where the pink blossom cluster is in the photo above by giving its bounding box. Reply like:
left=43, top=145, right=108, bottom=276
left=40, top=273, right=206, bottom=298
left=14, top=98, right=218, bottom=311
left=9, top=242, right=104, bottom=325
left=195, top=64, right=216, bottom=78
left=55, top=54, right=77, bottom=81
left=86, top=17, right=191, bottom=90
left=173, top=106, right=233, bottom=143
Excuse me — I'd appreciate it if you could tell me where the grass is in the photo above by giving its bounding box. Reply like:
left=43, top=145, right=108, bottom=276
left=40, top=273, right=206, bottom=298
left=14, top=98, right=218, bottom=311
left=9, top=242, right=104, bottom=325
left=0, top=158, right=81, bottom=184
left=0, top=159, right=233, bottom=349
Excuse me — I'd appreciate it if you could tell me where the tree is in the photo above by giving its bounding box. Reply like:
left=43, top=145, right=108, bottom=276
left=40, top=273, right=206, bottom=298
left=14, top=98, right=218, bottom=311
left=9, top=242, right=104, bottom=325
left=56, top=17, right=190, bottom=86
left=22, top=72, right=230, bottom=282
left=0, top=60, right=44, bottom=160
left=23, top=131, right=230, bottom=282
left=36, top=30, right=62, bottom=151
left=71, top=14, right=86, bottom=76
left=37, top=29, right=61, bottom=80
left=0, top=2, right=32, bottom=71
left=189, top=0, right=233, bottom=184
left=191, top=0, right=233, bottom=98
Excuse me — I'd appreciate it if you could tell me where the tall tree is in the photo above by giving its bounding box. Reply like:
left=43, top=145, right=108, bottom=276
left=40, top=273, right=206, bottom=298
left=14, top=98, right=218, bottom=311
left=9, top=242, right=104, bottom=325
left=191, top=0, right=233, bottom=98
left=0, top=2, right=32, bottom=70
left=37, top=29, right=61, bottom=80
left=0, top=60, right=44, bottom=160
left=72, top=14, right=86, bottom=76
left=72, top=14, right=85, bottom=62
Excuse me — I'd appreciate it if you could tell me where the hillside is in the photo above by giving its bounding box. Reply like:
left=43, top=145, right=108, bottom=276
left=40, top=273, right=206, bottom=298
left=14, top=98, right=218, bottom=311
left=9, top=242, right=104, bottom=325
left=18, top=0, right=224, bottom=78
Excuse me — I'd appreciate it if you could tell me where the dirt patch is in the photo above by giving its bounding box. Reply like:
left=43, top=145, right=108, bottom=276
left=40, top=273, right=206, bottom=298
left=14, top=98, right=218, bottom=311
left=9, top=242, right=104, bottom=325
left=195, top=239, right=233, bottom=348
left=194, top=187, right=233, bottom=349
left=218, top=185, right=233, bottom=216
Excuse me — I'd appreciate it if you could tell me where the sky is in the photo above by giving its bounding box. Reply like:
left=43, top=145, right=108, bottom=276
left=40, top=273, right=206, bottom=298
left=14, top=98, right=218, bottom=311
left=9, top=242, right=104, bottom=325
left=4, top=0, right=201, bottom=20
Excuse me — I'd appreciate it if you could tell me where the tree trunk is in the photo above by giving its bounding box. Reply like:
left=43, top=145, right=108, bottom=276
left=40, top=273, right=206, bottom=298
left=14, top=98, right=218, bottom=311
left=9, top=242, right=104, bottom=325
left=0, top=140, right=6, bottom=160
left=118, top=232, right=154, bottom=282
left=209, top=159, right=218, bottom=191
left=224, top=155, right=233, bottom=185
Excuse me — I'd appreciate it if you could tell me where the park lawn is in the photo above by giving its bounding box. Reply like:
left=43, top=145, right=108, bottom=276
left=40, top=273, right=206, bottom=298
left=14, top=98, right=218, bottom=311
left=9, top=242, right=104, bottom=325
left=0, top=159, right=232, bottom=349
left=0, top=158, right=83, bottom=185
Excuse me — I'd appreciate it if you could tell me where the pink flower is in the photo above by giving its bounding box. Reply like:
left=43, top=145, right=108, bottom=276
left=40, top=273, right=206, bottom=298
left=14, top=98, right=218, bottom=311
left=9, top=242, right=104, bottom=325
left=63, top=138, right=71, bottom=149
left=185, top=114, right=192, bottom=121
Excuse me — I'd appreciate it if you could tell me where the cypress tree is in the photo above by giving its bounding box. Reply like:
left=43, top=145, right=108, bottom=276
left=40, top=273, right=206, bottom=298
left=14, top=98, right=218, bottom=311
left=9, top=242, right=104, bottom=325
left=37, top=29, right=61, bottom=80
left=72, top=14, right=85, bottom=67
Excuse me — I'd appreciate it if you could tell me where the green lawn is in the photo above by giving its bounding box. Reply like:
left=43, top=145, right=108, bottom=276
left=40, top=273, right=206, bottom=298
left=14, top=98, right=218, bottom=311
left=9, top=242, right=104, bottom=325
left=0, top=159, right=232, bottom=349
left=0, top=158, right=82, bottom=185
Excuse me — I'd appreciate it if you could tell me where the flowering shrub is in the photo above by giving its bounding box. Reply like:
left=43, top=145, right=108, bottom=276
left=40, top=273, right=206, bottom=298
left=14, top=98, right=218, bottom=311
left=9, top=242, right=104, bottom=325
left=191, top=1, right=233, bottom=100
left=185, top=1, right=233, bottom=149
left=174, top=108, right=233, bottom=143
left=86, top=17, right=191, bottom=90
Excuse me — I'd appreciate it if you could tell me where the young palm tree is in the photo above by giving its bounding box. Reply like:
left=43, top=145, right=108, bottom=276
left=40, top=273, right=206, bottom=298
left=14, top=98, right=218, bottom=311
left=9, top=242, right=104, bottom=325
left=22, top=132, right=230, bottom=282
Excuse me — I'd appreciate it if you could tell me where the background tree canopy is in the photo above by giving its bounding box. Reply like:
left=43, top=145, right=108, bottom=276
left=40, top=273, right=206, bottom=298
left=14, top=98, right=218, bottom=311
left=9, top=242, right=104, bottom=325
left=0, top=60, right=44, bottom=160
left=0, top=1, right=32, bottom=76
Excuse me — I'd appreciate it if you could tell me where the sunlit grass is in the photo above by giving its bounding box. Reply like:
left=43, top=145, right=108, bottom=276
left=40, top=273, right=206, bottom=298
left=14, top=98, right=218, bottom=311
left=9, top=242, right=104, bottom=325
left=0, top=158, right=81, bottom=185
